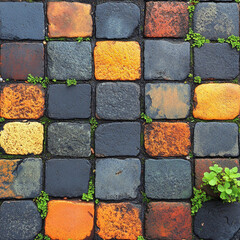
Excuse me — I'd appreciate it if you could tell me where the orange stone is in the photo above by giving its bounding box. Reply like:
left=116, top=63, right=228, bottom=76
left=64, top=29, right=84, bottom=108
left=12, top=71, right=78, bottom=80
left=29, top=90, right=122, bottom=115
left=47, top=2, right=92, bottom=38
left=0, top=83, right=45, bottom=119
left=144, top=122, right=191, bottom=157
left=96, top=202, right=142, bottom=239
left=94, top=41, right=141, bottom=80
left=45, top=200, right=94, bottom=240
left=193, top=83, right=240, bottom=120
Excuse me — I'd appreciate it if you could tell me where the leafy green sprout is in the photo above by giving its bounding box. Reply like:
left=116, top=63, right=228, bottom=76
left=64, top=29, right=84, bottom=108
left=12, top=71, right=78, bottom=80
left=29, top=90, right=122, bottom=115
left=185, top=28, right=210, bottom=48
left=194, top=76, right=202, bottom=84
left=34, top=233, right=50, bottom=240
left=82, top=177, right=94, bottom=201
left=76, top=37, right=91, bottom=43
left=141, top=191, right=150, bottom=203
left=188, top=0, right=199, bottom=20
left=33, top=191, right=50, bottom=219
left=218, top=35, right=240, bottom=51
left=0, top=118, right=5, bottom=123
left=95, top=199, right=99, bottom=204
left=66, top=79, right=77, bottom=87
left=141, top=113, right=152, bottom=124
left=188, top=73, right=193, bottom=78
left=40, top=116, right=51, bottom=125
left=89, top=117, right=98, bottom=133
left=27, top=74, right=49, bottom=88
left=137, top=236, right=145, bottom=240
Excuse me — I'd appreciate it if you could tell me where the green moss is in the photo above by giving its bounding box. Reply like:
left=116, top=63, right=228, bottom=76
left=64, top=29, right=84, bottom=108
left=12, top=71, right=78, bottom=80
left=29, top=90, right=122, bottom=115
left=27, top=74, right=49, bottom=88
left=33, top=191, right=49, bottom=219
left=185, top=28, right=210, bottom=48
left=66, top=79, right=77, bottom=86
left=82, top=177, right=94, bottom=202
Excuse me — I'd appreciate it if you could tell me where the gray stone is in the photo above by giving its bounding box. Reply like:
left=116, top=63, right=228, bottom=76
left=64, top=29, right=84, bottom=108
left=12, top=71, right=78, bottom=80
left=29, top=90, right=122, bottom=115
left=95, top=158, right=141, bottom=200
left=96, top=2, right=140, bottom=39
left=95, top=122, right=141, bottom=157
left=48, top=122, right=91, bottom=157
left=194, top=122, right=239, bottom=157
left=47, top=84, right=91, bottom=119
left=144, top=40, right=190, bottom=80
left=0, top=201, right=42, bottom=240
left=47, top=41, right=92, bottom=80
left=193, top=3, right=239, bottom=40
left=145, top=159, right=192, bottom=199
left=96, top=82, right=140, bottom=120
left=194, top=43, right=239, bottom=79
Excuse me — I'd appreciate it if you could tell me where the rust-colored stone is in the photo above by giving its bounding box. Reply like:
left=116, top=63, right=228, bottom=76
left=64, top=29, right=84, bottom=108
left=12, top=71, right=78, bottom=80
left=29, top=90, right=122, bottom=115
left=144, top=122, right=191, bottom=157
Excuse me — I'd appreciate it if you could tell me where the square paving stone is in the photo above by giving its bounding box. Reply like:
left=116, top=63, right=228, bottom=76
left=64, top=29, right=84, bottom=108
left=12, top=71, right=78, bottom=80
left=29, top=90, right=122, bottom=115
left=145, top=159, right=192, bottom=199
left=0, top=2, right=45, bottom=40
left=194, top=122, right=239, bottom=157
left=144, top=40, right=190, bottom=80
left=47, top=41, right=92, bottom=80
left=145, top=83, right=191, bottom=119
left=1, top=43, right=44, bottom=80
left=45, top=159, right=91, bottom=197
left=95, top=158, right=141, bottom=200
left=194, top=43, right=239, bottom=80
left=48, top=122, right=91, bottom=157
left=96, top=2, right=140, bottom=39
left=96, top=82, right=140, bottom=120
left=95, top=122, right=141, bottom=157
left=47, top=84, right=91, bottom=119
left=193, top=3, right=239, bottom=40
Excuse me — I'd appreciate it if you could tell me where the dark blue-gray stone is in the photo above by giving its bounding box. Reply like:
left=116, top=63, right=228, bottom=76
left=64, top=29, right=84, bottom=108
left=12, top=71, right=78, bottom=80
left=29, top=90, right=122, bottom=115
left=144, top=40, right=190, bottom=80
left=194, top=122, right=239, bottom=157
left=0, top=2, right=45, bottom=40
left=145, top=159, right=192, bottom=199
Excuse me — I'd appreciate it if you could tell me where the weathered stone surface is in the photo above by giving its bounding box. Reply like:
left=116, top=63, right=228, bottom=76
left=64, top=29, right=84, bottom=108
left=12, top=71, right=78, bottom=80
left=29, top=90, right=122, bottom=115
left=194, top=201, right=240, bottom=240
left=0, top=201, right=42, bottom=239
left=48, top=122, right=91, bottom=157
left=145, top=83, right=190, bottom=119
left=193, top=3, right=239, bottom=40
left=194, top=122, right=239, bottom=157
left=47, top=41, right=92, bottom=80
left=47, top=2, right=92, bottom=38
left=144, top=40, right=190, bottom=80
left=47, top=84, right=91, bottom=119
left=96, top=203, right=142, bottom=239
left=95, top=122, right=141, bottom=157
left=95, top=158, right=141, bottom=200
left=94, top=41, right=141, bottom=80
left=194, top=43, right=239, bottom=80
left=45, top=200, right=94, bottom=240
left=45, top=159, right=91, bottom=197
left=96, top=82, right=140, bottom=120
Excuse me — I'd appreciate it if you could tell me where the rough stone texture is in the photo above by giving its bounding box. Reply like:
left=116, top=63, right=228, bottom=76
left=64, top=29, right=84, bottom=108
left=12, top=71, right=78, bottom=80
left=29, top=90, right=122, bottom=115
left=47, top=84, right=91, bottom=119
left=0, top=2, right=44, bottom=40
left=47, top=2, right=92, bottom=38
left=95, top=122, right=141, bottom=157
left=94, top=41, right=141, bottom=80
left=95, top=158, right=141, bottom=200
left=145, top=83, right=190, bottom=119
left=193, top=3, right=239, bottom=40
left=47, top=41, right=92, bottom=80
left=146, top=202, right=192, bottom=240
left=194, top=43, right=239, bottom=80
left=96, top=82, right=140, bottom=120
left=144, top=40, right=190, bottom=80
left=145, top=159, right=192, bottom=199
left=194, top=122, right=239, bottom=157
left=0, top=83, right=45, bottom=119
left=96, top=203, right=142, bottom=239
left=1, top=43, right=44, bottom=80
left=45, top=159, right=91, bottom=197
left=45, top=200, right=94, bottom=240
left=0, top=122, right=43, bottom=155
left=194, top=201, right=240, bottom=240
left=0, top=201, right=42, bottom=239
left=144, top=122, right=191, bottom=157
left=145, top=2, right=189, bottom=38
left=48, top=122, right=91, bottom=157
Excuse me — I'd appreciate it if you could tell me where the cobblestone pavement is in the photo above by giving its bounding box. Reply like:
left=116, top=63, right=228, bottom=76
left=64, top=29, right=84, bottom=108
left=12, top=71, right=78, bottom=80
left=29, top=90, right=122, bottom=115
left=0, top=0, right=240, bottom=240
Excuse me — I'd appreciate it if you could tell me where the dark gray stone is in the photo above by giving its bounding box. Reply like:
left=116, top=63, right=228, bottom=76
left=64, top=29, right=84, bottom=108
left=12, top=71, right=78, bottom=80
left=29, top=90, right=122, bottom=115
left=0, top=201, right=42, bottom=240
left=95, top=122, right=141, bottom=157
left=194, top=43, right=239, bottom=80
left=0, top=2, right=45, bottom=40
left=96, top=2, right=140, bottom=39
left=144, top=40, right=190, bottom=80
left=95, top=158, right=141, bottom=200
left=145, top=159, right=192, bottom=199
left=194, top=122, right=239, bottom=157
left=47, top=84, right=91, bottom=119
left=47, top=42, right=92, bottom=80
left=194, top=201, right=240, bottom=240
left=48, top=122, right=91, bottom=157
left=96, top=82, right=140, bottom=120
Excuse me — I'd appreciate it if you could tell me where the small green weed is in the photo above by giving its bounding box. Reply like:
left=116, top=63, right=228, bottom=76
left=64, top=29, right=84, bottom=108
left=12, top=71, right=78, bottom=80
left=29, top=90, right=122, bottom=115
left=33, top=191, right=49, bottom=219
left=141, top=113, right=152, bottom=124
left=82, top=177, right=94, bottom=201
left=95, top=199, right=99, bottom=204
left=188, top=151, right=194, bottom=159
left=185, top=28, right=210, bottom=48
left=225, top=35, right=240, bottom=51
left=194, top=76, right=202, bottom=84
left=232, top=78, right=239, bottom=84
left=76, top=37, right=91, bottom=43
left=40, top=116, right=51, bottom=125
left=45, top=37, right=65, bottom=41
left=52, top=79, right=57, bottom=83
left=5, top=78, right=9, bottom=82
left=141, top=191, right=150, bottom=203
left=34, top=233, right=50, bottom=240
left=27, top=74, right=49, bottom=88
left=188, top=0, right=199, bottom=20
left=0, top=118, right=5, bottom=123
left=232, top=117, right=240, bottom=132
left=217, top=38, right=225, bottom=43
left=66, top=79, right=77, bottom=86
left=90, top=117, right=98, bottom=134
left=137, top=236, right=145, bottom=240
left=188, top=73, right=193, bottom=78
